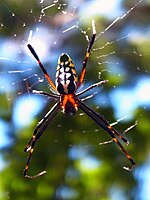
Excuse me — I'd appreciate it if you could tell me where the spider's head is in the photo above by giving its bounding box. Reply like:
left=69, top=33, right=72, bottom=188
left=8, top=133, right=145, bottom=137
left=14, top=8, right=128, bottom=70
left=61, top=94, right=79, bottom=115
left=63, top=101, right=77, bottom=116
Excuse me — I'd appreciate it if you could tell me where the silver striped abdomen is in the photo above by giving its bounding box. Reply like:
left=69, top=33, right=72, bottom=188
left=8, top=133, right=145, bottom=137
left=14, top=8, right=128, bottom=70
left=55, top=53, right=78, bottom=94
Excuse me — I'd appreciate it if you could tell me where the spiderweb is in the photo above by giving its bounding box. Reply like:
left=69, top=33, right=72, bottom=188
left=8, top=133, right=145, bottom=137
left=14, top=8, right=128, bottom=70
left=1, top=0, right=149, bottom=119
left=0, top=0, right=150, bottom=199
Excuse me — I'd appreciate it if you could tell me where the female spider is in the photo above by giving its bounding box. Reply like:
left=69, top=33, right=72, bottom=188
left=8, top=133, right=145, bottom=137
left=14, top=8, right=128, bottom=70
left=24, top=20, right=135, bottom=178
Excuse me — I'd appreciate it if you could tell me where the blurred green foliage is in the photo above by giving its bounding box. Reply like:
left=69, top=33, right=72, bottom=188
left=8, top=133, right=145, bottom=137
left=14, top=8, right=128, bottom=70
left=0, top=0, right=150, bottom=200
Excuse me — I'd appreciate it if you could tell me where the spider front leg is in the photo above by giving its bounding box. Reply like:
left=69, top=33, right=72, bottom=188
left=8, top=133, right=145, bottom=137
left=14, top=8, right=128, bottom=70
left=79, top=100, right=135, bottom=170
left=79, top=99, right=130, bottom=145
left=24, top=102, right=60, bottom=178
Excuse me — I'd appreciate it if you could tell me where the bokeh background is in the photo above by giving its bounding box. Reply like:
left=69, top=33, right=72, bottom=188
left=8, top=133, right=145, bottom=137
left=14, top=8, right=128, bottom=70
left=0, top=0, right=150, bottom=200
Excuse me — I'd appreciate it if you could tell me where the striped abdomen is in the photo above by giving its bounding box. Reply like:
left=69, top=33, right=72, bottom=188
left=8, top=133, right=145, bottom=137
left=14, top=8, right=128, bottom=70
left=55, top=53, right=78, bottom=94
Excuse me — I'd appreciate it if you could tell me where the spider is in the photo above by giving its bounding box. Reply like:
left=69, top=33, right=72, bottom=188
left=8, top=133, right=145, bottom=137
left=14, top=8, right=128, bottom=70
left=24, top=20, right=135, bottom=178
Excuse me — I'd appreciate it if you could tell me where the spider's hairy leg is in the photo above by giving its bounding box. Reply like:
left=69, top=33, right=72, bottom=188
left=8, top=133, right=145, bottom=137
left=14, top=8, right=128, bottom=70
left=23, top=102, right=60, bottom=178
left=78, top=100, right=135, bottom=170
left=78, top=100, right=129, bottom=145
left=108, top=125, right=130, bottom=145
left=93, top=112, right=130, bottom=145
left=77, top=19, right=96, bottom=88
left=27, top=44, right=56, bottom=90
left=24, top=102, right=60, bottom=152
left=76, top=80, right=108, bottom=97
left=32, top=90, right=60, bottom=99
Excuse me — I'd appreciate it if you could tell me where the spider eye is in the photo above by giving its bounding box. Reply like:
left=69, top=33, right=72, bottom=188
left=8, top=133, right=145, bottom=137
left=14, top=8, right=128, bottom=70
left=64, top=101, right=77, bottom=115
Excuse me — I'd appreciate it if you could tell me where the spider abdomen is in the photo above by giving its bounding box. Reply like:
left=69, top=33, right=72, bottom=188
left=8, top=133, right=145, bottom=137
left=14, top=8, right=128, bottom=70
left=55, top=53, right=78, bottom=94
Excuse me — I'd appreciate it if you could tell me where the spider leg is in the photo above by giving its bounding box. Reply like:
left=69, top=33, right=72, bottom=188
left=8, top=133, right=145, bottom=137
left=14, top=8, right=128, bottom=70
left=32, top=90, right=60, bottom=99
left=24, top=101, right=60, bottom=152
left=76, top=80, right=108, bottom=97
left=27, top=44, right=56, bottom=91
left=23, top=102, right=60, bottom=178
left=77, top=20, right=96, bottom=88
left=79, top=100, right=129, bottom=145
left=78, top=99, right=135, bottom=170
